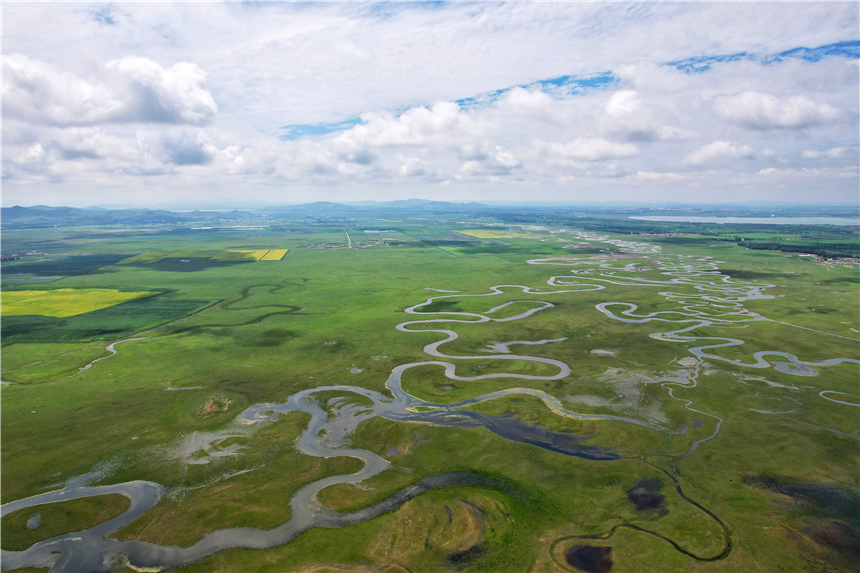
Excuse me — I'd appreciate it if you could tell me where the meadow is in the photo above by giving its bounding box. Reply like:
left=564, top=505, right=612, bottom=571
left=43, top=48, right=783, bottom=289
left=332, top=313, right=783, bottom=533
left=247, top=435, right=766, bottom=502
left=0, top=215, right=857, bottom=573
left=1, top=495, right=130, bottom=552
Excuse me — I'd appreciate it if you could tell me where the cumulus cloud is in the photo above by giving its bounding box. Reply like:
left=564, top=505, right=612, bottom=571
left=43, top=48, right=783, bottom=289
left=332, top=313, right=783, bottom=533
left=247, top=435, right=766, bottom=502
left=107, top=56, right=218, bottom=125
left=802, top=146, right=849, bottom=159
left=757, top=166, right=858, bottom=179
left=2, top=54, right=122, bottom=125
left=155, top=131, right=213, bottom=166
left=336, top=102, right=482, bottom=149
left=603, top=90, right=642, bottom=117
left=598, top=90, right=693, bottom=141
left=50, top=127, right=142, bottom=163
left=396, top=156, right=431, bottom=177
left=456, top=145, right=520, bottom=177
left=685, top=140, right=755, bottom=165
left=12, top=143, right=47, bottom=165
left=614, top=62, right=689, bottom=92
left=496, top=87, right=570, bottom=123
left=492, top=146, right=519, bottom=168
left=203, top=144, right=246, bottom=174
left=541, top=137, right=638, bottom=161
left=5, top=126, right=237, bottom=179
left=628, top=171, right=686, bottom=182
left=2, top=54, right=217, bottom=127
left=713, top=90, right=840, bottom=130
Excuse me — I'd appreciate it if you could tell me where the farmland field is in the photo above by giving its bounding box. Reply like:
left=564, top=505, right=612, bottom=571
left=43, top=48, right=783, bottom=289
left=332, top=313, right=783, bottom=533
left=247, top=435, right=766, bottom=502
left=260, top=249, right=289, bottom=261
left=1, top=211, right=858, bottom=573
left=119, top=249, right=288, bottom=265
left=0, top=254, right=131, bottom=280
left=2, top=288, right=157, bottom=317
left=0, top=296, right=214, bottom=347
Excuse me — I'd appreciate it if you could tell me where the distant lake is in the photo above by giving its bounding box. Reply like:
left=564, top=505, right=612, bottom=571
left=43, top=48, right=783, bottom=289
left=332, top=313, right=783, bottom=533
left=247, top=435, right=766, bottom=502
left=629, top=216, right=860, bottom=226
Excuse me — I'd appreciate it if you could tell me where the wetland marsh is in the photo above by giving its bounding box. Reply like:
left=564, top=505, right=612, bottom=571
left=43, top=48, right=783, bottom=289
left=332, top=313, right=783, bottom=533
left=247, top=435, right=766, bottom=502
left=1, top=216, right=858, bottom=573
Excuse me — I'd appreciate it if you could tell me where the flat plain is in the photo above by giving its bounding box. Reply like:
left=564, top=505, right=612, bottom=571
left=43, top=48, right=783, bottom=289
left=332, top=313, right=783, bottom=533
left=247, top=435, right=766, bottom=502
left=1, top=211, right=858, bottom=573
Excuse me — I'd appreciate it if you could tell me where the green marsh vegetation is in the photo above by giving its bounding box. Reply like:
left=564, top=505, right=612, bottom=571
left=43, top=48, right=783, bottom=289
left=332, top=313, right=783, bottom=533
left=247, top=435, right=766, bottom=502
left=1, top=213, right=858, bottom=572
left=1, top=494, right=130, bottom=551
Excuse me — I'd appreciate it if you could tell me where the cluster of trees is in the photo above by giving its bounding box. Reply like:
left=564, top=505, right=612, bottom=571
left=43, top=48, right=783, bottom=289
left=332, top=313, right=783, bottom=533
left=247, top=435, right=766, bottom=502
left=489, top=209, right=860, bottom=259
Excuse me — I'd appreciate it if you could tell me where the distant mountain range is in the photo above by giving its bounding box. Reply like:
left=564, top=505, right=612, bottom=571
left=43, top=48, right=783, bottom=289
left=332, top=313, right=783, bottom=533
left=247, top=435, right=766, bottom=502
left=266, top=199, right=489, bottom=215
left=2, top=200, right=857, bottom=229
left=0, top=200, right=493, bottom=228
left=0, top=205, right=256, bottom=228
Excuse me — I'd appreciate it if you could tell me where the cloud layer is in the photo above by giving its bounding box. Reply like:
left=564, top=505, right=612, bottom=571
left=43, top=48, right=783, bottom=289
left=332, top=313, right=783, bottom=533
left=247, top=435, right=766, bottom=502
left=2, top=2, right=858, bottom=206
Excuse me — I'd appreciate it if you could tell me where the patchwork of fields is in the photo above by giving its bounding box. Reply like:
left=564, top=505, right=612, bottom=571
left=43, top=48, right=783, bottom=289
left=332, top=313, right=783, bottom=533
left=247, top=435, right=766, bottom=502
left=119, top=249, right=288, bottom=264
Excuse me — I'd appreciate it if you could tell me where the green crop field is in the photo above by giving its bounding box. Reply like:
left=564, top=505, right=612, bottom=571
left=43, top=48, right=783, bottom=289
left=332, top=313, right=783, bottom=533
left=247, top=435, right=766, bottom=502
left=1, top=213, right=857, bottom=573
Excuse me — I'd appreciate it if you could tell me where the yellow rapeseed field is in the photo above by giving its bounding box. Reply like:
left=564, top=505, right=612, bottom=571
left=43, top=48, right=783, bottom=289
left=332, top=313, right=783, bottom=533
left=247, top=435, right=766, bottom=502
left=2, top=289, right=157, bottom=318
left=260, top=249, right=289, bottom=261
left=236, top=250, right=271, bottom=261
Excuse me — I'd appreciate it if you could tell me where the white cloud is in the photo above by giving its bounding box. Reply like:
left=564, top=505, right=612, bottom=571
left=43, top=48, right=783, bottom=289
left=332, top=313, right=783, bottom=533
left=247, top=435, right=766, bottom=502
left=335, top=102, right=482, bottom=149
left=51, top=127, right=144, bottom=163
left=628, top=171, right=686, bottom=182
left=802, top=146, right=849, bottom=159
left=713, top=90, right=840, bottom=129
left=491, top=146, right=519, bottom=168
left=614, top=62, right=689, bottom=92
left=2, top=54, right=122, bottom=126
left=205, top=144, right=246, bottom=174
left=2, top=53, right=217, bottom=127
left=542, top=138, right=638, bottom=161
left=497, top=87, right=570, bottom=123
left=756, top=166, right=858, bottom=179
left=604, top=90, right=641, bottom=117
left=153, top=130, right=213, bottom=166
left=685, top=140, right=755, bottom=165
left=12, top=143, right=46, bottom=164
left=107, top=56, right=218, bottom=125
left=396, top=156, right=431, bottom=177
left=455, top=145, right=520, bottom=178
left=598, top=90, right=694, bottom=141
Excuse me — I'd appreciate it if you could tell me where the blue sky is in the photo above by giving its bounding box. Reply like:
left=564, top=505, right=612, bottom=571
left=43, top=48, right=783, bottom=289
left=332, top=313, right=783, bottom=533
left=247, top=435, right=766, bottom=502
left=2, top=2, right=858, bottom=206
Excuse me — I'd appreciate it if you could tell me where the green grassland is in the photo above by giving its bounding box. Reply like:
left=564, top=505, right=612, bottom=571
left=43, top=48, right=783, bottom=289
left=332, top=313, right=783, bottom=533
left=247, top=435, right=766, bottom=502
left=1, top=494, right=130, bottom=551
left=1, top=342, right=113, bottom=382
left=1, top=217, right=858, bottom=572
left=113, top=412, right=364, bottom=547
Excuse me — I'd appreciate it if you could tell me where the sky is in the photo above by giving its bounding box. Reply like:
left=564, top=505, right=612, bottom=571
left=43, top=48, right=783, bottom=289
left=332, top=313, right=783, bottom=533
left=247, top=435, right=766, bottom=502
left=2, top=1, right=859, bottom=208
